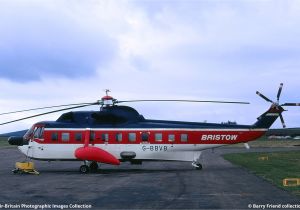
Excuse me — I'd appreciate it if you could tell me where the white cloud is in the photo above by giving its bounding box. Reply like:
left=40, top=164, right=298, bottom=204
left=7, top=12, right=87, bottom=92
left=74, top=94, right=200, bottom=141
left=0, top=0, right=116, bottom=81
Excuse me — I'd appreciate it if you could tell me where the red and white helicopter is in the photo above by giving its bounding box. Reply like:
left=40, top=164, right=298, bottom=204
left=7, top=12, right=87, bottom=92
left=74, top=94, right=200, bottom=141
left=2, top=84, right=299, bottom=173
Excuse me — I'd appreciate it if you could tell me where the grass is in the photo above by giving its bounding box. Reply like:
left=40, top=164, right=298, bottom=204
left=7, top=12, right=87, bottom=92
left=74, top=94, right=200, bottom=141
left=0, top=136, right=15, bottom=148
left=223, top=151, right=300, bottom=197
left=229, top=136, right=300, bottom=148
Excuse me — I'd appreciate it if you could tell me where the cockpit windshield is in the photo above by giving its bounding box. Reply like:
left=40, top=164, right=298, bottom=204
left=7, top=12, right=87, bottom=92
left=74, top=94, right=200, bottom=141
left=24, top=126, right=34, bottom=140
left=24, top=124, right=44, bottom=140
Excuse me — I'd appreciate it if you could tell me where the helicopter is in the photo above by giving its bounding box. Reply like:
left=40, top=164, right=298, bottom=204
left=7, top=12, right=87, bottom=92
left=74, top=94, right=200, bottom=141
left=2, top=84, right=299, bottom=173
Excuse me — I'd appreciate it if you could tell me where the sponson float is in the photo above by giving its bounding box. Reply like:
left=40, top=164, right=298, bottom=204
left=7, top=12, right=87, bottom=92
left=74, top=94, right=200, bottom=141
left=3, top=85, right=299, bottom=173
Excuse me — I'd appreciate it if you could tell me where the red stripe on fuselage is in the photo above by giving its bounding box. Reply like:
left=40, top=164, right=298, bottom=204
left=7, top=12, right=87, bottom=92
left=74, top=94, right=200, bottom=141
left=32, top=129, right=266, bottom=145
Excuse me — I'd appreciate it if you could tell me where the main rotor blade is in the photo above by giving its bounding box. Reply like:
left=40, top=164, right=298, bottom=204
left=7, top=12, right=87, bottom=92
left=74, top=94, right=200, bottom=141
left=0, top=102, right=93, bottom=116
left=281, top=103, right=300, bottom=106
left=279, top=113, right=286, bottom=128
left=0, top=103, right=96, bottom=126
left=116, top=99, right=250, bottom=104
left=256, top=91, right=274, bottom=103
left=277, top=83, right=283, bottom=102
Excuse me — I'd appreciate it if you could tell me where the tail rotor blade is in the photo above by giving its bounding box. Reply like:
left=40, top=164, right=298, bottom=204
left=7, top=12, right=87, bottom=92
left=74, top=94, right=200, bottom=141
left=256, top=91, right=274, bottom=103
left=279, top=113, right=286, bottom=128
left=277, top=83, right=283, bottom=102
left=281, top=103, right=300, bottom=106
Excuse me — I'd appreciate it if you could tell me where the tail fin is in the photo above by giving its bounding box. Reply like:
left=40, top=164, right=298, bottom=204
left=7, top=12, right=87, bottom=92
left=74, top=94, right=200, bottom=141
left=252, top=105, right=284, bottom=129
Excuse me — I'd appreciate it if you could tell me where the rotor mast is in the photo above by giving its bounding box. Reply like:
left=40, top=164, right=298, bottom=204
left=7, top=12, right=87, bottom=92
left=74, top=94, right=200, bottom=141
left=101, top=89, right=116, bottom=108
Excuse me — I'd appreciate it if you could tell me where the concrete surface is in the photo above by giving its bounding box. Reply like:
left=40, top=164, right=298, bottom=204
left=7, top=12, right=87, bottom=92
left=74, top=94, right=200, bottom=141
left=0, top=147, right=299, bottom=209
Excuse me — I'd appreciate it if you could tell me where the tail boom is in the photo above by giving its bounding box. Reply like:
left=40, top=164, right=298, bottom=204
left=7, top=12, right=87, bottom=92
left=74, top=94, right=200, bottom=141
left=252, top=105, right=284, bottom=129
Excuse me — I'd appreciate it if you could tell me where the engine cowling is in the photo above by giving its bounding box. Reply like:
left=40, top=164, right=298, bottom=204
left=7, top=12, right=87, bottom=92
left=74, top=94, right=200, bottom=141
left=75, top=146, right=120, bottom=165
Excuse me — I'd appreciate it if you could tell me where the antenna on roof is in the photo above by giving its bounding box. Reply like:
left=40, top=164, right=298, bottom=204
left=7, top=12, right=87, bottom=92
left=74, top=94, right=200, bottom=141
left=104, top=89, right=110, bottom=96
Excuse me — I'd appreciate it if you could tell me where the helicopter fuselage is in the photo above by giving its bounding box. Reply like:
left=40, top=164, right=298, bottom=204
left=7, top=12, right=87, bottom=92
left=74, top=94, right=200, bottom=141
left=18, top=113, right=266, bottom=163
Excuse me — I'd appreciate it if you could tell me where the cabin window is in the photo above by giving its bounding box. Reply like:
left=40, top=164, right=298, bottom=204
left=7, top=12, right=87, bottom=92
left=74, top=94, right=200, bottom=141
left=90, top=131, right=95, bottom=142
left=51, top=132, right=58, bottom=141
left=62, top=133, right=70, bottom=142
left=141, top=132, right=149, bottom=141
left=155, top=133, right=163, bottom=142
left=181, top=134, right=188, bottom=142
left=75, top=133, right=82, bottom=141
left=128, top=133, right=136, bottom=142
left=102, top=133, right=109, bottom=142
left=116, top=133, right=122, bottom=142
left=168, top=134, right=175, bottom=142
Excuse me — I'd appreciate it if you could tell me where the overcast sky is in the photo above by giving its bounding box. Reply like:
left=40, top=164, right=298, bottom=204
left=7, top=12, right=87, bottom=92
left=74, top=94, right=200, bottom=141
left=1, top=0, right=300, bottom=133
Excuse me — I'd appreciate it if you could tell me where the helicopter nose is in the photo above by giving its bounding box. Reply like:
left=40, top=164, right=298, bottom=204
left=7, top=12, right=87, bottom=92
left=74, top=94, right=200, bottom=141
left=8, top=136, right=26, bottom=146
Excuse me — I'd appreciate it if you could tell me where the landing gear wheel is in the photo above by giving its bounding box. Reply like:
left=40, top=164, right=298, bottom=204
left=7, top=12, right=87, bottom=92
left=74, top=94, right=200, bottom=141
left=195, top=163, right=202, bottom=170
left=89, top=161, right=99, bottom=172
left=192, top=162, right=203, bottom=170
left=79, top=165, right=90, bottom=174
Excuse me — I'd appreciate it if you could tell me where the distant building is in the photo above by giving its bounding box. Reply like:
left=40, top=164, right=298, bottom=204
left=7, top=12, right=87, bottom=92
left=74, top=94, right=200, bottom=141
left=267, top=128, right=300, bottom=139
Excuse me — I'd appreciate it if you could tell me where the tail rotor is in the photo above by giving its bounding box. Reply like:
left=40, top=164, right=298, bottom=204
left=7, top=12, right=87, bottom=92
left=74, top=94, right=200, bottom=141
left=256, top=83, right=299, bottom=128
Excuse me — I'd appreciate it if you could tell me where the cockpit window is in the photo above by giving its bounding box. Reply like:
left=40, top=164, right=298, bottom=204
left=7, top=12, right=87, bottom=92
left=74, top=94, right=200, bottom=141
left=40, top=127, right=44, bottom=139
left=34, top=127, right=41, bottom=138
left=33, top=127, right=45, bottom=139
left=24, top=125, right=45, bottom=140
left=24, top=126, right=34, bottom=139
